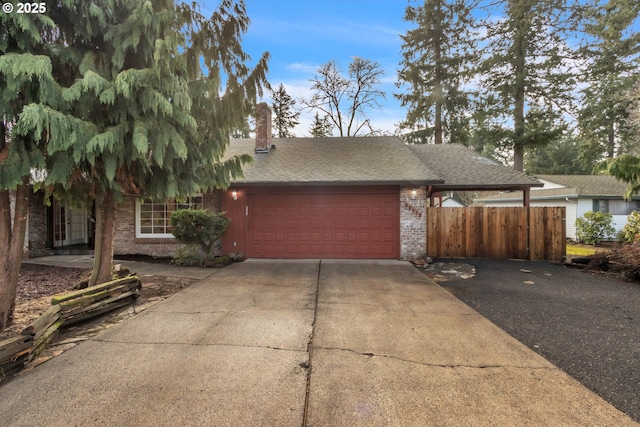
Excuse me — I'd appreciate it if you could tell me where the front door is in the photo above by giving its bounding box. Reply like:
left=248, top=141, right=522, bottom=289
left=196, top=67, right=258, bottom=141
left=53, top=200, right=87, bottom=247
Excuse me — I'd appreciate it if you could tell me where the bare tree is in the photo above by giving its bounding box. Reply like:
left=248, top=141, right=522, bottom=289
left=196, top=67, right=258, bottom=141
left=302, top=57, right=385, bottom=137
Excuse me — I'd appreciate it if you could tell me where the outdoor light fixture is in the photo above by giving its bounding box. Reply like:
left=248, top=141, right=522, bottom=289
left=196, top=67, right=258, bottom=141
left=232, top=190, right=238, bottom=201
left=411, top=189, right=417, bottom=200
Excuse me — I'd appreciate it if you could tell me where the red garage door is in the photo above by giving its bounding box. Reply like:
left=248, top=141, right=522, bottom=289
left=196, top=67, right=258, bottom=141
left=247, top=188, right=399, bottom=258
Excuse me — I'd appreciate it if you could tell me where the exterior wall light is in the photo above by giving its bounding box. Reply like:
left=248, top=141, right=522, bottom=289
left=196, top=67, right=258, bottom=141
left=232, top=190, right=238, bottom=201
left=411, top=189, right=417, bottom=200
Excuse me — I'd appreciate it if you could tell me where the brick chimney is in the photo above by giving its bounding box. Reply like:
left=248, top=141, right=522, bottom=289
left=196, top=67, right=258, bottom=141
left=255, top=102, right=272, bottom=153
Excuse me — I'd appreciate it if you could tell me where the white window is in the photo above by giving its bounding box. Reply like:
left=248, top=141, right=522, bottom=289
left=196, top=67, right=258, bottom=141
left=594, top=199, right=640, bottom=216
left=136, top=195, right=203, bottom=238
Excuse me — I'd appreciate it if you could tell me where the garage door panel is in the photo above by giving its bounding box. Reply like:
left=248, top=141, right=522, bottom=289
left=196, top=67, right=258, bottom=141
left=382, top=219, right=396, bottom=229
left=247, top=189, right=399, bottom=258
left=333, top=245, right=345, bottom=255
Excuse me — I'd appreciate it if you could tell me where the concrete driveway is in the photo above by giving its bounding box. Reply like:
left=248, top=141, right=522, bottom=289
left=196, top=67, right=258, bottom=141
left=0, top=260, right=636, bottom=426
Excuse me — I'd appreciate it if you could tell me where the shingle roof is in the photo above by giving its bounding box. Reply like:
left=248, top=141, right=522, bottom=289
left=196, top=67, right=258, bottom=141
left=535, top=175, right=635, bottom=196
left=224, top=136, right=443, bottom=185
left=476, top=174, right=639, bottom=202
left=409, top=144, right=542, bottom=189
left=224, top=137, right=543, bottom=189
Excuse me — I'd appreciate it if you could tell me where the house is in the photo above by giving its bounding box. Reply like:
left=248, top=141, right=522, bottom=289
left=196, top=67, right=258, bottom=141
left=24, top=103, right=542, bottom=260
left=475, top=174, right=640, bottom=240
left=436, top=193, right=466, bottom=207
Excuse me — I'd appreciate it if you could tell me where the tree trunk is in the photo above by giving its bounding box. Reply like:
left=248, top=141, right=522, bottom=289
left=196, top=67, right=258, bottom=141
left=88, top=192, right=104, bottom=286
left=434, top=0, right=443, bottom=145
left=607, top=120, right=615, bottom=158
left=0, top=181, right=30, bottom=331
left=89, top=188, right=115, bottom=286
left=513, top=17, right=527, bottom=172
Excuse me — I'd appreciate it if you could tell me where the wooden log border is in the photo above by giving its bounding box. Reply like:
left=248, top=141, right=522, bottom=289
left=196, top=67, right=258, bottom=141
left=0, top=275, right=141, bottom=381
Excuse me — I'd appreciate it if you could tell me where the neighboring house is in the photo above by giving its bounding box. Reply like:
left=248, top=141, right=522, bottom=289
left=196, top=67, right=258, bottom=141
left=24, top=104, right=542, bottom=260
left=438, top=194, right=466, bottom=207
left=475, top=175, right=640, bottom=240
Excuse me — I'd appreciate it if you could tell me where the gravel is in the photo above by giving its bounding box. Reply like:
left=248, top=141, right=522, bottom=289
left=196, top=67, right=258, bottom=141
left=438, top=258, right=640, bottom=423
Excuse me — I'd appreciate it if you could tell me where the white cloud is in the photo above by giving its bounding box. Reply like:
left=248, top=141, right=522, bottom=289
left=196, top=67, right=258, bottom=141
left=285, top=62, right=319, bottom=74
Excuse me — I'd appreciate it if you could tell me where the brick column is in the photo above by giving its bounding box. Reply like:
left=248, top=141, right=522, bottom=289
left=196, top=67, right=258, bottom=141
left=399, top=186, right=427, bottom=260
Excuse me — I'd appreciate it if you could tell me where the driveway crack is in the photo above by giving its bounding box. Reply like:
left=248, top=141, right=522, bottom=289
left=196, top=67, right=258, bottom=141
left=89, top=338, right=306, bottom=353
left=302, top=260, right=321, bottom=427
left=316, top=346, right=556, bottom=371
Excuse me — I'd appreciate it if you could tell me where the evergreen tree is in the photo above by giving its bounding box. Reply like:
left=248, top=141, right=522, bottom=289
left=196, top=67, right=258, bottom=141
left=578, top=0, right=640, bottom=160
left=478, top=0, right=578, bottom=171
left=301, top=58, right=385, bottom=137
left=600, top=155, right=640, bottom=199
left=308, top=112, right=334, bottom=137
left=600, top=81, right=640, bottom=199
left=271, top=84, right=300, bottom=138
left=0, top=0, right=268, bottom=329
left=396, top=0, right=477, bottom=144
left=0, top=11, right=59, bottom=330
left=525, top=137, right=593, bottom=175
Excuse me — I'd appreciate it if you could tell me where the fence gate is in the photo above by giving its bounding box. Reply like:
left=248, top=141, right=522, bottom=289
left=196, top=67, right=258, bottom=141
left=426, top=207, right=566, bottom=261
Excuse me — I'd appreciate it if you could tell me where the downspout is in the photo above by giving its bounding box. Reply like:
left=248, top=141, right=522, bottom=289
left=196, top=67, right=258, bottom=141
left=427, top=185, right=434, bottom=207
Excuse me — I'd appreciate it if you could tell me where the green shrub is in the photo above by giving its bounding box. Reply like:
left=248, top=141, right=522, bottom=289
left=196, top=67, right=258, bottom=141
left=172, top=244, right=206, bottom=266
left=576, top=211, right=615, bottom=245
left=619, top=211, right=640, bottom=244
left=170, top=209, right=230, bottom=256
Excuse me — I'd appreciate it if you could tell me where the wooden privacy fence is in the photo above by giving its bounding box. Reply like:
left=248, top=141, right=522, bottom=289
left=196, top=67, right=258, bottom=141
left=426, top=206, right=566, bottom=261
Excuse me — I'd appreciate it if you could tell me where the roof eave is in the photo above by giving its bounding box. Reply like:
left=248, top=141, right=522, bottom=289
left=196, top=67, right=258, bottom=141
left=431, top=183, right=543, bottom=192
left=230, top=179, right=445, bottom=187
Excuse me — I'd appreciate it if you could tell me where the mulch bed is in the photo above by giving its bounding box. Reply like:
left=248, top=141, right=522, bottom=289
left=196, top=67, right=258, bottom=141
left=1, top=262, right=192, bottom=341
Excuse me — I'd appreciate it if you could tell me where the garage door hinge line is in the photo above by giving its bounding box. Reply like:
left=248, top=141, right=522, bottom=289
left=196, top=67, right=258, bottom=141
left=301, top=260, right=321, bottom=427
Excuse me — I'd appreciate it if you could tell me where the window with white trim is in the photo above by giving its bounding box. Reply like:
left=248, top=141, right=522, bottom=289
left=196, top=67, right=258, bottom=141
left=594, top=199, right=640, bottom=215
left=136, top=195, right=203, bottom=238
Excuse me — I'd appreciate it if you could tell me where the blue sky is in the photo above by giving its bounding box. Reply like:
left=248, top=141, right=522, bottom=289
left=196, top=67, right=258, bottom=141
left=202, top=1, right=640, bottom=138
left=232, top=0, right=414, bottom=136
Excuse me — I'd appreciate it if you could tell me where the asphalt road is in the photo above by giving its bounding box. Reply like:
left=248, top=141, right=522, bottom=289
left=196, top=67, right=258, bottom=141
left=438, top=258, right=640, bottom=423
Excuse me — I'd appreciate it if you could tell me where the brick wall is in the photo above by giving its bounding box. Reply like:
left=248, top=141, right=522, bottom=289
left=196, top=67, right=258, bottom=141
left=399, top=186, right=427, bottom=260
left=27, top=190, right=50, bottom=257
left=9, top=188, right=50, bottom=258
left=113, top=191, right=223, bottom=258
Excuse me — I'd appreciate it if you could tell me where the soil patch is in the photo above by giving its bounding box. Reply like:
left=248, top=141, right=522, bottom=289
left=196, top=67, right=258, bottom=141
left=569, top=244, right=640, bottom=282
left=114, top=254, right=173, bottom=265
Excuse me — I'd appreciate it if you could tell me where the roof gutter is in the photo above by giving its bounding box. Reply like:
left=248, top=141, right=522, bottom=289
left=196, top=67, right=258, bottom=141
left=230, top=179, right=445, bottom=187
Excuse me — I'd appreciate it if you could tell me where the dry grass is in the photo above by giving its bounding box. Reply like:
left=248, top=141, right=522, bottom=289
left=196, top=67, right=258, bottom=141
left=566, top=243, right=603, bottom=256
